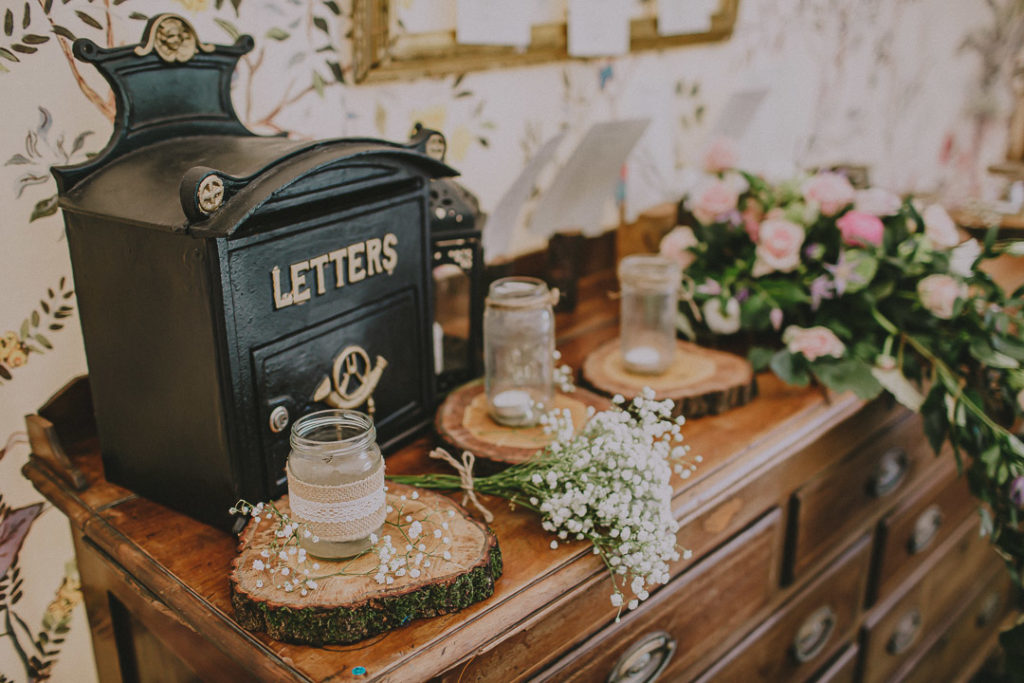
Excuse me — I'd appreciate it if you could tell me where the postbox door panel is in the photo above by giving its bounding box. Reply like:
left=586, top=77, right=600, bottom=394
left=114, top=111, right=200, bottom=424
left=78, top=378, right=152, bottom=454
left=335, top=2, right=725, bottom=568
left=252, top=289, right=427, bottom=491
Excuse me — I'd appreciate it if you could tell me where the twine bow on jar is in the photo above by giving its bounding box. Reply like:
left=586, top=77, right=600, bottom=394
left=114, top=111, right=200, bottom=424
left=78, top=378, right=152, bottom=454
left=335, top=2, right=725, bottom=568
left=428, top=447, right=494, bottom=523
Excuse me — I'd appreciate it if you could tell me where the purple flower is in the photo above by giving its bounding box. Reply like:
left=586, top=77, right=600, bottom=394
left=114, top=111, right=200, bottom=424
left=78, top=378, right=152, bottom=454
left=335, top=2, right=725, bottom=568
left=823, top=251, right=867, bottom=296
left=804, top=243, right=825, bottom=260
left=735, top=287, right=750, bottom=303
left=696, top=279, right=722, bottom=296
left=1011, top=475, right=1024, bottom=508
left=809, top=275, right=835, bottom=312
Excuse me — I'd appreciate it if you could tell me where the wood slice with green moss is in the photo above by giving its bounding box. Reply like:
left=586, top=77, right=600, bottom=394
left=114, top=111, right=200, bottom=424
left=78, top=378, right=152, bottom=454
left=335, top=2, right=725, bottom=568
left=582, top=338, right=757, bottom=418
left=230, top=483, right=501, bottom=646
left=435, top=379, right=612, bottom=465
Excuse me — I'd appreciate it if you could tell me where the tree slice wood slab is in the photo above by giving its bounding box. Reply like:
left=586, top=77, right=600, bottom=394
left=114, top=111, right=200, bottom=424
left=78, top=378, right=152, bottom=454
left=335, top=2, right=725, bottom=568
left=230, top=483, right=501, bottom=646
left=582, top=339, right=757, bottom=419
left=435, top=380, right=611, bottom=465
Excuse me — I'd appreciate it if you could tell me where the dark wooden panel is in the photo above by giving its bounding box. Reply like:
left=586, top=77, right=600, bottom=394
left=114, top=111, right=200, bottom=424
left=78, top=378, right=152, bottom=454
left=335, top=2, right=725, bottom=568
left=695, top=534, right=872, bottom=683
left=532, top=509, right=784, bottom=683
left=812, top=643, right=858, bottom=683
left=790, top=413, right=942, bottom=580
left=871, top=459, right=975, bottom=604
left=861, top=514, right=1000, bottom=683
left=898, top=565, right=1013, bottom=683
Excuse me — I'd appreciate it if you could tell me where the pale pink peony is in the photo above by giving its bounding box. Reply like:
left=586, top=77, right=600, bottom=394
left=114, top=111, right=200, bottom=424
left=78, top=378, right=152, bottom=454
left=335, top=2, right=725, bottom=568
left=802, top=172, right=855, bottom=217
left=659, top=226, right=699, bottom=270
left=703, top=137, right=739, bottom=174
left=836, top=210, right=884, bottom=247
left=742, top=203, right=763, bottom=242
left=690, top=179, right=740, bottom=225
left=752, top=218, right=805, bottom=276
left=783, top=325, right=846, bottom=361
left=854, top=188, right=902, bottom=217
left=922, top=204, right=960, bottom=250
left=948, top=239, right=981, bottom=278
left=917, top=273, right=967, bottom=319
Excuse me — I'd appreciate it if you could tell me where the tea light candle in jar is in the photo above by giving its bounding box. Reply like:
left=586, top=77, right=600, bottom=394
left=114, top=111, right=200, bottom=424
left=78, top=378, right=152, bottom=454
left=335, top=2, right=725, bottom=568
left=484, top=277, right=556, bottom=427
left=619, top=255, right=682, bottom=375
left=623, top=345, right=663, bottom=373
left=490, top=389, right=534, bottom=422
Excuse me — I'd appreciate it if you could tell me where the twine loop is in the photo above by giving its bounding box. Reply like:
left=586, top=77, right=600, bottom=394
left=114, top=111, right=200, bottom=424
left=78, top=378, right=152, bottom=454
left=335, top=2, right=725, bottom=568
left=429, top=447, right=494, bottom=523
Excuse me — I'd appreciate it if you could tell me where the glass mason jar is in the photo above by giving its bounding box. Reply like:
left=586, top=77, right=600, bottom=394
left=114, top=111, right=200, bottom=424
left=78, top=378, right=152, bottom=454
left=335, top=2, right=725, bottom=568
left=484, top=277, right=556, bottom=427
left=286, top=409, right=385, bottom=559
left=619, top=255, right=682, bottom=375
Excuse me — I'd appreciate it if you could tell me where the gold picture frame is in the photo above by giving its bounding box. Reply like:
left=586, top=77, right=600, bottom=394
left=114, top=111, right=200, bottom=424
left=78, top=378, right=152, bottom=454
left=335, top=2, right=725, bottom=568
left=351, top=0, right=741, bottom=84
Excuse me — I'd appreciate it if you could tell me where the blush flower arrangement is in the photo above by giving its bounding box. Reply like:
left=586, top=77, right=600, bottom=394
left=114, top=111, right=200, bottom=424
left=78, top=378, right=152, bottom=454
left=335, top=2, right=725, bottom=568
left=391, top=390, right=698, bottom=618
left=661, top=150, right=1024, bottom=593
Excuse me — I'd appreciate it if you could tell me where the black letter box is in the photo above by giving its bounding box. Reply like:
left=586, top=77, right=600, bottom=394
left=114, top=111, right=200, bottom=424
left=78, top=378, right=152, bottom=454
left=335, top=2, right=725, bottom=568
left=51, top=14, right=455, bottom=529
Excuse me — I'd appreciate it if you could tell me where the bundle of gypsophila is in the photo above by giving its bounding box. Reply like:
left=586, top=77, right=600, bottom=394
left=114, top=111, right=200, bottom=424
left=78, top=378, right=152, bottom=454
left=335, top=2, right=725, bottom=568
left=390, top=389, right=700, bottom=618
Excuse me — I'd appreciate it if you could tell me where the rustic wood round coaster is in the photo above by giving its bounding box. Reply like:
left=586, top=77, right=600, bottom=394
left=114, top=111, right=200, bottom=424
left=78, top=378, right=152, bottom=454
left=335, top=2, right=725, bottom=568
left=581, top=338, right=756, bottom=418
left=435, top=380, right=611, bottom=465
left=230, top=483, right=501, bottom=646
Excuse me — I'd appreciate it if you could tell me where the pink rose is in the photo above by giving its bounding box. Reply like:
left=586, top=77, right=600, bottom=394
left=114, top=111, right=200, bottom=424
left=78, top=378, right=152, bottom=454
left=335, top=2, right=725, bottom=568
left=690, top=179, right=739, bottom=225
left=769, top=307, right=784, bottom=331
left=752, top=218, right=805, bottom=276
left=802, top=172, right=855, bottom=217
left=783, top=325, right=846, bottom=361
left=703, top=137, right=739, bottom=174
left=659, top=226, right=699, bottom=269
left=922, top=204, right=960, bottom=250
left=836, top=210, right=884, bottom=247
left=917, top=274, right=966, bottom=319
left=854, top=188, right=902, bottom=217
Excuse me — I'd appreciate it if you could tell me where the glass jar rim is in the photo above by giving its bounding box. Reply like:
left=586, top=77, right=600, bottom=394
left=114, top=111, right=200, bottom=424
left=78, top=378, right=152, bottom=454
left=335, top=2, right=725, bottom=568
left=486, top=276, right=553, bottom=309
left=618, top=254, right=682, bottom=288
left=290, top=409, right=376, bottom=455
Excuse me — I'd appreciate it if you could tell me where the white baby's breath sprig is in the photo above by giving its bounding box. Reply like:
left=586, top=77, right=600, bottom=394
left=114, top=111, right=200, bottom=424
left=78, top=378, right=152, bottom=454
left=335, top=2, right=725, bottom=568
left=390, top=387, right=699, bottom=620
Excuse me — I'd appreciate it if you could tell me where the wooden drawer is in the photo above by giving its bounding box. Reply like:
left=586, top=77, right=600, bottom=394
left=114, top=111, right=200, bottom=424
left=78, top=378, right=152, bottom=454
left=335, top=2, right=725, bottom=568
left=696, top=534, right=872, bottom=683
left=898, top=565, right=1013, bottom=683
left=536, top=509, right=784, bottom=682
left=871, top=459, right=974, bottom=603
left=812, top=643, right=858, bottom=683
left=861, top=514, right=998, bottom=683
left=789, top=413, right=940, bottom=580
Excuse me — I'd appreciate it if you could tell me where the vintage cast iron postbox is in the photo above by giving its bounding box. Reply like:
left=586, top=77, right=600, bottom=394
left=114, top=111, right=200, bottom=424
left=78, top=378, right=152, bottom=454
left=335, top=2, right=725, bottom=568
left=52, top=14, right=455, bottom=529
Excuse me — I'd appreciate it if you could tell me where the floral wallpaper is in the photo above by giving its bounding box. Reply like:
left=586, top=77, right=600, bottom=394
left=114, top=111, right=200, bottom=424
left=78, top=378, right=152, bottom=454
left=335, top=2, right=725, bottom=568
left=0, top=0, right=1020, bottom=679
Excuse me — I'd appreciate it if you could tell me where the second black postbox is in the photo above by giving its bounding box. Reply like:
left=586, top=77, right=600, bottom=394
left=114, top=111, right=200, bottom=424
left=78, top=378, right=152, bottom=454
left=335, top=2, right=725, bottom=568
left=52, top=15, right=455, bottom=529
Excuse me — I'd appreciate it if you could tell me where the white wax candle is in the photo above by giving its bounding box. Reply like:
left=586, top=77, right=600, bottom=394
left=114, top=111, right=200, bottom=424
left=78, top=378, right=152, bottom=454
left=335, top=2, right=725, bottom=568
left=491, top=389, right=532, bottom=419
left=624, top=345, right=662, bottom=370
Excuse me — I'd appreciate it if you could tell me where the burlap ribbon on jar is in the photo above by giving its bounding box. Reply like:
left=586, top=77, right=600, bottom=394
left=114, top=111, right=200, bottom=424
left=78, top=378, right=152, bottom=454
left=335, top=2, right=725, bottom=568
left=286, top=461, right=386, bottom=542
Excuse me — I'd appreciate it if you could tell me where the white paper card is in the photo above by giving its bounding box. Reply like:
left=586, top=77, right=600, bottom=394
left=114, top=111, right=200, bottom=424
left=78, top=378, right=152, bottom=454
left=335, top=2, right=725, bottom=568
left=456, top=0, right=531, bottom=47
left=528, top=119, right=650, bottom=238
left=567, top=0, right=630, bottom=57
left=658, top=0, right=717, bottom=36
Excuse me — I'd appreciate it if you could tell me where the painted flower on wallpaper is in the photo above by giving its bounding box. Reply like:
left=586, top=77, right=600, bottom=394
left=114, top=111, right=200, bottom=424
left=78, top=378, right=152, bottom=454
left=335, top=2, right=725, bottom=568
left=0, top=490, right=82, bottom=682
left=7, top=108, right=93, bottom=223
left=0, top=279, right=75, bottom=385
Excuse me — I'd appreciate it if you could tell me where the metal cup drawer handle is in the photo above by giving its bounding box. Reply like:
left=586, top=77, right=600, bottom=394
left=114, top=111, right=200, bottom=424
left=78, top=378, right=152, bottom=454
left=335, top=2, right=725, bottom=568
left=792, top=605, right=836, bottom=663
left=608, top=630, right=677, bottom=683
left=907, top=504, right=943, bottom=554
left=869, top=447, right=908, bottom=498
left=887, top=608, right=922, bottom=655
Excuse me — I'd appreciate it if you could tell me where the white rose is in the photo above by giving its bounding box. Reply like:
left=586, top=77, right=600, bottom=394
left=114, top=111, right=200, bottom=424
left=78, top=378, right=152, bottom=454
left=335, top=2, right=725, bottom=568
left=917, top=273, right=967, bottom=319
left=948, top=239, right=981, bottom=278
left=922, top=204, right=960, bottom=250
left=703, top=297, right=741, bottom=335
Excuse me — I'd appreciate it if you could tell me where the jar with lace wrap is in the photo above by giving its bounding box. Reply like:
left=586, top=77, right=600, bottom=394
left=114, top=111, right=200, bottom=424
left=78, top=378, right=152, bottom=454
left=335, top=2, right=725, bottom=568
left=286, top=409, right=385, bottom=559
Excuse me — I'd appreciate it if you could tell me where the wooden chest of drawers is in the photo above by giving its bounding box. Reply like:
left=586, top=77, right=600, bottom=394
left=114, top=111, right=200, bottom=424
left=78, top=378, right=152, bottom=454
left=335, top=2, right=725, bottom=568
left=23, top=272, right=1012, bottom=682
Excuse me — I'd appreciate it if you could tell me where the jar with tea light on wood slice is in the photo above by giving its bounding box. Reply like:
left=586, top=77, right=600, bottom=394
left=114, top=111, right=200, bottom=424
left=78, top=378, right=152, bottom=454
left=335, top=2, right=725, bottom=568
left=618, top=255, right=682, bottom=375
left=484, top=277, right=558, bottom=427
left=286, top=409, right=385, bottom=559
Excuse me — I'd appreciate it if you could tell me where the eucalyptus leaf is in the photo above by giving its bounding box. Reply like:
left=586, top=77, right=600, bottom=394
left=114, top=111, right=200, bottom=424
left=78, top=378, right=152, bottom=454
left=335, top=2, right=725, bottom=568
left=812, top=357, right=883, bottom=400
left=747, top=346, right=775, bottom=372
left=770, top=350, right=810, bottom=387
